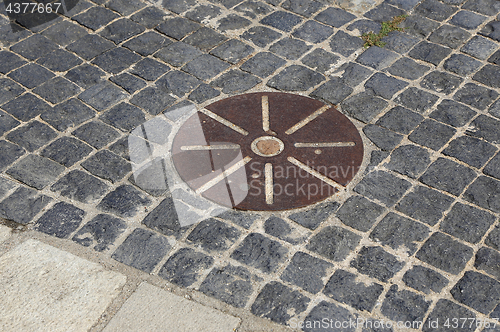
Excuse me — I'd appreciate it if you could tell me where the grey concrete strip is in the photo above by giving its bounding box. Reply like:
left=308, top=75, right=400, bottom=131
left=0, top=225, right=10, bottom=243
left=103, top=282, right=241, bottom=332
left=0, top=239, right=126, bottom=332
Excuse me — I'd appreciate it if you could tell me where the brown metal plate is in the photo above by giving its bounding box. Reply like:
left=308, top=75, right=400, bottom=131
left=171, top=92, right=364, bottom=211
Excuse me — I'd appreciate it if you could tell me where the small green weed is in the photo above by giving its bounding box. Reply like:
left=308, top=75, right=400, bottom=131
left=361, top=15, right=408, bottom=48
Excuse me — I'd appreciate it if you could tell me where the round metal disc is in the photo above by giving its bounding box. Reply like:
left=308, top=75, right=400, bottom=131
left=171, top=92, right=364, bottom=211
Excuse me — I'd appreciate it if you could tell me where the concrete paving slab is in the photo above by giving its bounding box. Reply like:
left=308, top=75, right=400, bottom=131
left=0, top=225, right=11, bottom=243
left=0, top=239, right=126, bottom=332
left=103, top=282, right=241, bottom=332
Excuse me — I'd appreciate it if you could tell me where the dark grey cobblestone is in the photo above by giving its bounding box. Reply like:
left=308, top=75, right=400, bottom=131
left=0, top=140, right=27, bottom=169
left=35, top=202, right=85, bottom=239
left=66, top=35, right=115, bottom=61
left=212, top=69, right=261, bottom=93
left=260, top=11, right=302, bottom=32
left=73, top=6, right=119, bottom=30
left=304, top=301, right=355, bottom=332
left=7, top=155, right=64, bottom=190
left=66, top=64, right=106, bottom=89
left=110, top=74, right=147, bottom=94
left=409, top=41, right=452, bottom=66
left=281, top=0, right=324, bottom=17
left=386, top=57, right=430, bottom=80
left=241, top=52, right=286, bottom=78
left=8, top=64, right=54, bottom=89
left=415, top=0, right=457, bottom=21
left=402, top=265, right=448, bottom=294
left=99, top=19, right=145, bottom=44
left=41, top=137, right=93, bottom=168
left=184, top=27, right=227, bottom=51
left=264, top=216, right=309, bottom=244
left=311, top=77, right=353, bottom=105
left=0, top=186, right=52, bottom=224
left=451, top=271, right=500, bottom=314
left=363, top=124, right=403, bottom=151
left=72, top=121, right=120, bottom=149
left=301, top=48, right=339, bottom=73
left=0, top=78, right=23, bottom=108
left=324, top=269, right=383, bottom=312
left=423, top=299, right=476, bottom=332
left=429, top=99, right=476, bottom=127
left=475, top=247, right=500, bottom=281
left=10, top=35, right=58, bottom=61
left=182, top=54, right=230, bottom=80
left=316, top=7, right=356, bottom=27
left=267, top=65, right=323, bottom=91
left=288, top=201, right=339, bottom=230
left=97, top=185, right=152, bottom=218
left=463, top=176, right=500, bottom=213
left=462, top=36, right=498, bottom=60
left=474, top=64, right=500, bottom=89
left=455, top=83, right=499, bottom=110
left=329, top=31, right=364, bottom=57
left=420, top=157, right=477, bottom=196
left=337, top=62, right=373, bottom=87
left=188, top=84, right=221, bottom=103
left=158, top=247, right=214, bottom=287
left=365, top=73, right=408, bottom=99
left=142, top=197, right=188, bottom=238
left=131, top=6, right=167, bottom=28
left=443, top=135, right=497, bottom=169
left=336, top=196, right=385, bottom=232
left=354, top=170, right=411, bottom=206
left=428, top=24, right=471, bottom=49
left=376, top=106, right=423, bottom=134
left=401, top=14, right=441, bottom=39
left=292, top=20, right=333, bottom=43
left=409, top=119, right=457, bottom=151
left=350, top=246, right=405, bottom=282
left=280, top=251, right=332, bottom=293
left=420, top=71, right=463, bottom=95
left=81, top=150, right=131, bottom=183
left=73, top=214, right=127, bottom=252
left=340, top=92, right=388, bottom=123
left=463, top=0, right=500, bottom=16
left=129, top=58, right=170, bottom=81
left=485, top=153, right=500, bottom=180
left=188, top=218, right=240, bottom=252
left=416, top=232, right=473, bottom=274
left=381, top=31, right=420, bottom=54
left=36, top=49, right=83, bottom=73
left=6, top=121, right=57, bottom=153
left=307, top=226, right=361, bottom=261
left=185, top=4, right=222, bottom=23
left=450, top=10, right=487, bottom=30
left=217, top=14, right=252, bottom=32
left=124, top=32, right=172, bottom=57
left=0, top=51, right=27, bottom=74
left=364, top=3, right=405, bottom=23
left=270, top=39, right=311, bottom=61
left=467, top=115, right=500, bottom=143
left=381, top=285, right=430, bottom=323
left=51, top=170, right=109, bottom=204
left=210, top=39, right=254, bottom=65
left=394, top=87, right=439, bottom=113
left=155, top=42, right=203, bottom=68
left=357, top=47, right=399, bottom=70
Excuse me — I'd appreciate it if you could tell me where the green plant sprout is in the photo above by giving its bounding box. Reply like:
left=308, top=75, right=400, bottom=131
left=361, top=15, right=408, bottom=48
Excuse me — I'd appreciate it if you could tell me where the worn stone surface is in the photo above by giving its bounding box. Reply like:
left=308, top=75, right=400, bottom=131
left=423, top=299, right=476, bottom=332
left=463, top=176, right=500, bottom=213
left=381, top=285, right=431, bottom=323
left=308, top=226, right=361, bottom=261
left=350, top=246, right=405, bottom=282
left=35, top=202, right=85, bottom=239
left=402, top=265, right=448, bottom=294
left=73, top=214, right=127, bottom=252
left=188, top=218, right=240, bottom=252
left=354, top=171, right=411, bottom=207
left=336, top=196, right=385, bottom=232
left=280, top=251, right=332, bottom=294
left=419, top=158, right=477, bottom=196
left=231, top=233, right=287, bottom=273
left=451, top=271, right=500, bottom=314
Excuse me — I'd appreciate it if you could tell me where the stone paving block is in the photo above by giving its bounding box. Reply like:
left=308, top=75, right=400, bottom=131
left=210, top=39, right=254, bottom=64
left=476, top=247, right=500, bottom=281
left=336, top=196, right=385, bottom=232
left=211, top=69, right=261, bottom=94
left=340, top=92, right=388, bottom=123
left=311, top=78, right=353, bottom=105
left=33, top=77, right=81, bottom=104
left=409, top=41, right=452, bottom=66
left=0, top=140, right=24, bottom=171
left=92, top=48, right=142, bottom=75
left=351, top=246, right=405, bottom=282
left=182, top=54, right=230, bottom=81
left=450, top=10, right=487, bottom=30
left=370, top=212, right=429, bottom=255
left=316, top=7, right=356, bottom=27
left=112, top=228, right=170, bottom=273
left=0, top=187, right=52, bottom=224
left=429, top=99, right=476, bottom=128
left=354, top=170, right=411, bottom=206
left=82, top=150, right=131, bottom=184
left=416, top=232, right=473, bottom=274
left=216, top=209, right=260, bottom=229
left=0, top=51, right=27, bottom=74
left=41, top=99, right=95, bottom=133
left=241, top=26, right=282, bottom=48
left=109, top=136, right=151, bottom=165
left=324, top=269, right=383, bottom=312
left=129, top=158, right=170, bottom=197
left=288, top=201, right=338, bottom=230
left=73, top=214, right=126, bottom=252
left=290, top=20, right=333, bottom=43
left=394, top=87, right=439, bottom=113
left=98, top=185, right=152, bottom=218
left=234, top=0, right=272, bottom=18
left=364, top=73, right=408, bottom=100
left=303, top=301, right=355, bottom=332
left=363, top=124, right=403, bottom=151
left=187, top=218, right=241, bottom=252
left=376, top=106, right=423, bottom=134
left=0, top=177, right=16, bottom=200
left=369, top=150, right=390, bottom=168
left=464, top=176, right=500, bottom=213
left=0, top=225, right=10, bottom=243
left=420, top=71, right=463, bottom=95
left=455, top=84, right=499, bottom=110
left=200, top=264, right=257, bottom=308
left=386, top=0, right=421, bottom=10
left=281, top=0, right=324, bottom=17
left=99, top=19, right=145, bottom=44
left=307, top=226, right=361, bottom=261
left=381, top=285, right=430, bottom=323
left=79, top=82, right=128, bottom=111
left=396, top=186, right=454, bottom=226
left=103, top=282, right=241, bottom=332
left=264, top=216, right=309, bottom=244
left=185, top=4, right=222, bottom=23
left=184, top=27, right=227, bottom=52
left=7, top=154, right=64, bottom=190
left=110, top=73, right=146, bottom=94
left=129, top=58, right=170, bottom=81
left=423, top=299, right=476, bottom=332
left=142, top=197, right=190, bottom=238
left=467, top=115, right=500, bottom=143
left=35, top=202, right=85, bottom=239
left=41, top=137, right=93, bottom=168
left=65, top=64, right=107, bottom=89
left=420, top=157, right=477, bottom=196
left=415, top=0, right=457, bottom=21
left=157, top=16, right=202, bottom=41
left=106, top=0, right=145, bottom=15
left=158, top=248, right=214, bottom=287
left=451, top=271, right=500, bottom=314
left=231, top=232, right=287, bottom=272
left=381, top=31, right=420, bottom=54
left=387, top=145, right=431, bottom=179
left=251, top=281, right=310, bottom=324
left=216, top=14, right=252, bottom=32
left=72, top=121, right=121, bottom=149
left=130, top=87, right=176, bottom=115
left=364, top=3, right=406, bottom=22
left=462, top=36, right=498, bottom=60
left=329, top=31, right=364, bottom=57
left=440, top=202, right=496, bottom=244
left=336, top=62, right=372, bottom=87
left=156, top=70, right=201, bottom=98
left=241, top=52, right=286, bottom=78
left=260, top=11, right=302, bottom=32
left=100, top=103, right=146, bottom=133
left=443, top=53, right=482, bottom=76
left=40, top=21, right=87, bottom=46
left=8, top=63, right=55, bottom=89
left=280, top=251, right=332, bottom=294
left=161, top=0, right=197, bottom=14
left=73, top=6, right=120, bottom=30
left=403, top=265, right=448, bottom=294
left=462, top=0, right=500, bottom=15
left=347, top=19, right=382, bottom=35
left=10, top=34, right=58, bottom=61
left=490, top=49, right=500, bottom=65
left=189, top=84, right=221, bottom=103
left=443, top=135, right=497, bottom=169
left=409, top=119, right=456, bottom=151
left=474, top=64, right=500, bottom=89
left=401, top=14, right=440, bottom=39
left=36, top=49, right=83, bottom=73
left=154, top=42, right=203, bottom=68
left=0, top=78, right=24, bottom=106
left=0, top=240, right=126, bottom=332
left=301, top=49, right=339, bottom=73
left=269, top=39, right=311, bottom=60
left=485, top=153, right=500, bottom=180
left=428, top=24, right=471, bottom=49
left=0, top=21, right=32, bottom=48
left=491, top=99, right=500, bottom=119
left=124, top=33, right=172, bottom=58
left=356, top=47, right=399, bottom=70
left=66, top=34, right=115, bottom=61
left=131, top=7, right=167, bottom=28
left=51, top=170, right=109, bottom=204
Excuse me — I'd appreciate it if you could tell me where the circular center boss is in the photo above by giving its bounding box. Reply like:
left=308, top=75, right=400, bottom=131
left=171, top=92, right=364, bottom=211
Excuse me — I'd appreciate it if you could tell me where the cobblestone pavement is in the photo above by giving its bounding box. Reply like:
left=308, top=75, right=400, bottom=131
left=1, top=0, right=500, bottom=330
